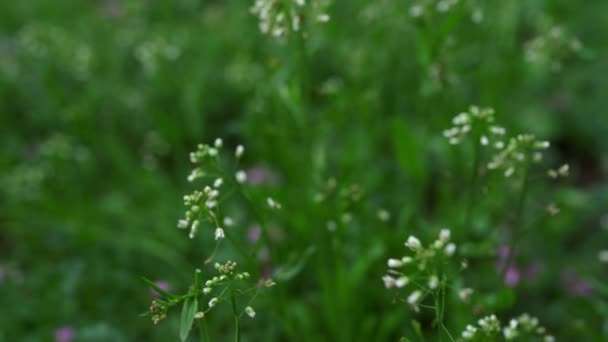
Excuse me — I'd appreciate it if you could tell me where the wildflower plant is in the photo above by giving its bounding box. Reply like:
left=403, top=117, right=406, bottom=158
left=143, top=139, right=278, bottom=341
left=458, top=313, right=554, bottom=341
left=250, top=0, right=331, bottom=39
left=383, top=229, right=458, bottom=334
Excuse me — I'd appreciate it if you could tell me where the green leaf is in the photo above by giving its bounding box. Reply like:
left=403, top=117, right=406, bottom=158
left=274, top=246, right=317, bottom=281
left=141, top=276, right=177, bottom=300
left=179, top=297, right=198, bottom=342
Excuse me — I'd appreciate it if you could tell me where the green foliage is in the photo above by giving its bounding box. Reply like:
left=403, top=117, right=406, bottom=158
left=1, top=0, right=608, bottom=341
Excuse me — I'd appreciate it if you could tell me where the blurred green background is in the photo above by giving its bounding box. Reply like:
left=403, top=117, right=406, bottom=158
left=1, top=0, right=607, bottom=341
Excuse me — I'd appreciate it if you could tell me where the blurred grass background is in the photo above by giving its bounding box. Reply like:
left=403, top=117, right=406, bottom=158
left=1, top=0, right=607, bottom=340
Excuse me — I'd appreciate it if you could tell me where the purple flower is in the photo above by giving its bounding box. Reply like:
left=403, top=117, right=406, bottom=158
left=561, top=270, right=593, bottom=296
left=150, top=281, right=171, bottom=298
left=246, top=166, right=279, bottom=186
left=54, top=326, right=75, bottom=342
left=504, top=266, right=520, bottom=287
left=248, top=225, right=261, bottom=244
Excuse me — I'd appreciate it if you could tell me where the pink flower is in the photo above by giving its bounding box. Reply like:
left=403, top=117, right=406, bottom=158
left=150, top=281, right=171, bottom=298
left=54, top=326, right=75, bottom=342
left=246, top=166, right=279, bottom=186
left=248, top=225, right=261, bottom=244
left=561, top=270, right=593, bottom=296
left=504, top=266, right=520, bottom=287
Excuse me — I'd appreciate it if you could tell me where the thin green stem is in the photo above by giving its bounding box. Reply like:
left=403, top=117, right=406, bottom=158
left=199, top=318, right=210, bottom=342
left=464, top=129, right=482, bottom=231
left=500, top=154, right=532, bottom=280
left=230, top=285, right=240, bottom=342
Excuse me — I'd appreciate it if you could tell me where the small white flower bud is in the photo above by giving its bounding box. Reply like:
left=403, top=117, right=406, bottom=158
left=235, top=170, right=247, bottom=183
left=316, top=14, right=330, bottom=22
left=215, top=227, right=225, bottom=240
left=214, top=178, right=223, bottom=188
left=439, top=228, right=451, bottom=242
left=194, top=311, right=205, bottom=319
left=235, top=145, right=245, bottom=158
left=407, top=290, right=422, bottom=309
left=203, top=287, right=212, bottom=294
left=428, top=275, right=439, bottom=289
left=445, top=243, right=457, bottom=256
left=208, top=148, right=218, bottom=156
left=223, top=216, right=234, bottom=227
left=405, top=236, right=422, bottom=251
left=245, top=306, right=256, bottom=318
left=387, top=258, right=403, bottom=268
left=177, top=219, right=189, bottom=229
left=395, top=276, right=409, bottom=288
left=382, top=275, right=396, bottom=288
left=208, top=297, right=218, bottom=308
left=214, top=138, right=223, bottom=148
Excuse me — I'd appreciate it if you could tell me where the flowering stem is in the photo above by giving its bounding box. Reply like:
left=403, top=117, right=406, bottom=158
left=500, top=154, right=532, bottom=280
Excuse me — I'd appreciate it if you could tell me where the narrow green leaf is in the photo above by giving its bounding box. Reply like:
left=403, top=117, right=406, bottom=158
left=179, top=297, right=198, bottom=342
left=141, top=276, right=177, bottom=300
left=391, top=117, right=426, bottom=184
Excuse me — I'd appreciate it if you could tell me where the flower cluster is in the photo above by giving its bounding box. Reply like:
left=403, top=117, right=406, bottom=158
left=459, top=313, right=554, bottom=341
left=524, top=25, right=583, bottom=72
left=250, top=0, right=331, bottom=39
left=177, top=139, right=246, bottom=239
left=443, top=106, right=506, bottom=147
left=382, top=229, right=457, bottom=311
left=487, top=134, right=550, bottom=178
left=409, top=0, right=484, bottom=23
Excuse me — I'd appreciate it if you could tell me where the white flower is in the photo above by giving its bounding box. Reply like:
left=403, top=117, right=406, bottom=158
left=407, top=290, right=422, bottom=310
left=480, top=135, right=489, bottom=146
left=214, top=138, right=223, bottom=148
left=439, top=228, right=451, bottom=242
left=405, top=235, right=422, bottom=251
left=203, top=287, right=212, bottom=294
left=189, top=220, right=200, bottom=239
left=598, top=250, right=608, bottom=263
left=462, top=324, right=477, bottom=339
left=245, top=306, right=256, bottom=318
left=428, top=275, right=439, bottom=289
left=544, top=336, right=555, bottom=342
left=205, top=200, right=217, bottom=209
left=316, top=14, right=330, bottom=22
left=208, top=148, right=218, bottom=156
left=267, top=197, right=282, bottom=209
left=401, top=256, right=413, bottom=264
left=444, top=243, right=457, bottom=256
left=387, top=258, right=403, bottom=268
left=177, top=219, right=189, bottom=229
left=235, top=170, right=247, bottom=183
left=215, top=227, right=225, bottom=240
left=223, top=216, right=234, bottom=227
left=395, top=276, right=409, bottom=288
left=382, top=275, right=396, bottom=288
left=235, top=145, right=245, bottom=158
left=213, top=178, right=223, bottom=188
left=194, top=311, right=205, bottom=319
left=377, top=209, right=390, bottom=222
left=208, top=297, right=218, bottom=308
left=458, top=288, right=474, bottom=302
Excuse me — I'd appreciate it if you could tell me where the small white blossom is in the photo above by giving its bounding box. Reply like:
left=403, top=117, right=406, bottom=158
left=203, top=287, right=212, bottom=295
left=213, top=178, right=223, bottom=188
left=316, top=14, right=330, bottom=22
left=387, top=258, right=403, bottom=268
left=194, top=311, right=205, bottom=319
left=235, top=145, right=245, bottom=158
left=428, top=275, right=439, bottom=289
left=208, top=148, right=218, bottom=157
left=267, top=197, right=282, bottom=209
left=599, top=250, right=608, bottom=263
left=382, top=275, right=396, bottom=288
left=214, top=138, right=223, bottom=148
left=215, top=227, right=225, bottom=240
left=459, top=288, right=474, bottom=302
left=395, top=276, right=409, bottom=288
left=377, top=209, right=391, bottom=222
left=407, top=290, right=422, bottom=311
left=235, top=170, right=247, bottom=183
left=208, top=297, right=218, bottom=308
left=439, top=228, right=451, bottom=242
left=245, top=306, right=256, bottom=318
left=223, top=216, right=234, bottom=227
left=405, top=235, right=422, bottom=251
left=177, top=219, right=189, bottom=229
left=444, top=243, right=457, bottom=256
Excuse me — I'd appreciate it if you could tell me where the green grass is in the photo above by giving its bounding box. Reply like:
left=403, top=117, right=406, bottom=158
left=1, top=0, right=607, bottom=341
